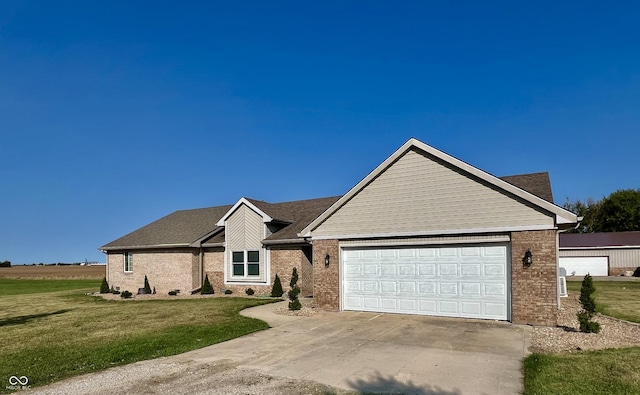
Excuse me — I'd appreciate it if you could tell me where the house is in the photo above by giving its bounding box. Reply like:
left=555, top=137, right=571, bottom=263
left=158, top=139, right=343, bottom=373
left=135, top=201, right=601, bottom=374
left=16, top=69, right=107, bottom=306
left=101, top=138, right=578, bottom=326
left=559, top=232, right=640, bottom=276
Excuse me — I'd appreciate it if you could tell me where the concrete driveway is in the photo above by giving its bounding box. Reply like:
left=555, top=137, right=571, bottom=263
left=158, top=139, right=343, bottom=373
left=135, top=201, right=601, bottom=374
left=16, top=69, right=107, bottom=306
left=175, top=301, right=531, bottom=395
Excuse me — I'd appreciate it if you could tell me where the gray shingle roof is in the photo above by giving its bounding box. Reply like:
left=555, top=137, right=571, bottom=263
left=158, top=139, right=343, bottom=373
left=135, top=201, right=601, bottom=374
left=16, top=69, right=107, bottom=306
left=100, top=205, right=232, bottom=250
left=499, top=172, right=554, bottom=203
left=560, top=232, right=640, bottom=248
left=101, top=171, right=554, bottom=250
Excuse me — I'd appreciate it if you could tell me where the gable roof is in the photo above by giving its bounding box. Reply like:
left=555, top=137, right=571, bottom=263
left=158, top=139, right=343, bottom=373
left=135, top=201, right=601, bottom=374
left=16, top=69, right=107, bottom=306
left=101, top=205, right=232, bottom=250
left=560, top=232, right=640, bottom=248
left=499, top=172, right=554, bottom=203
left=299, top=138, right=578, bottom=237
left=101, top=196, right=341, bottom=250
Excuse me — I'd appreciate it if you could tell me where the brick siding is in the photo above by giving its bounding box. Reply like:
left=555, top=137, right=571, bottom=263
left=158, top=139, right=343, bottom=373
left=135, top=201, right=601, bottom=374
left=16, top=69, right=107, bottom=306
left=107, top=249, right=198, bottom=295
left=511, top=230, right=558, bottom=326
left=312, top=239, right=340, bottom=310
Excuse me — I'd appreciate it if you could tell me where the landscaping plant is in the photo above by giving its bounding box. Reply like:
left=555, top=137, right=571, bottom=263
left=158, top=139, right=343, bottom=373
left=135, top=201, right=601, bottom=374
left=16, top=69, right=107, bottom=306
left=120, top=290, right=133, bottom=299
left=143, top=275, right=152, bottom=294
left=224, top=289, right=233, bottom=294
left=201, top=274, right=214, bottom=294
left=288, top=267, right=302, bottom=310
left=245, top=288, right=254, bottom=295
left=100, top=277, right=110, bottom=294
left=577, top=274, right=601, bottom=333
left=271, top=274, right=284, bottom=297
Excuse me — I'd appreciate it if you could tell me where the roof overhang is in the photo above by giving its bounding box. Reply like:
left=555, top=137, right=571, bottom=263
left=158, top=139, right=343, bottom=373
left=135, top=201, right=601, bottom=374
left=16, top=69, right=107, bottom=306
left=100, top=243, right=191, bottom=252
left=216, top=197, right=273, bottom=227
left=299, top=138, right=579, bottom=238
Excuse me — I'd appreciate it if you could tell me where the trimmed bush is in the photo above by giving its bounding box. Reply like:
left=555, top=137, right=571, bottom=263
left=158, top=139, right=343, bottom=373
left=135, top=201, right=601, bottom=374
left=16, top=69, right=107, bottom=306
left=577, top=274, right=601, bottom=333
left=271, top=274, right=284, bottom=297
left=224, top=289, right=233, bottom=295
left=168, top=290, right=178, bottom=296
left=201, top=274, right=214, bottom=294
left=245, top=288, right=255, bottom=296
left=120, top=290, right=132, bottom=299
left=144, top=275, right=152, bottom=294
left=100, top=277, right=110, bottom=294
left=288, top=267, right=302, bottom=311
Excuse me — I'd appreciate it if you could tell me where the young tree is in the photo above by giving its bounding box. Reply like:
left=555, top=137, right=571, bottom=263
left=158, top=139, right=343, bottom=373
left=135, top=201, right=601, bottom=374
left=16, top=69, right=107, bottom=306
left=288, top=267, right=302, bottom=311
left=201, top=274, right=214, bottom=294
left=143, top=275, right=152, bottom=295
left=100, top=277, right=110, bottom=294
left=271, top=274, right=284, bottom=297
left=577, top=274, right=600, bottom=333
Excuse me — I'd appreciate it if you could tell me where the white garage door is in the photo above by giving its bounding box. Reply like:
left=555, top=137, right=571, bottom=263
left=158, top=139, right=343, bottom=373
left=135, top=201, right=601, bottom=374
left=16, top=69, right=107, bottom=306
left=343, top=245, right=509, bottom=320
left=559, top=257, right=608, bottom=277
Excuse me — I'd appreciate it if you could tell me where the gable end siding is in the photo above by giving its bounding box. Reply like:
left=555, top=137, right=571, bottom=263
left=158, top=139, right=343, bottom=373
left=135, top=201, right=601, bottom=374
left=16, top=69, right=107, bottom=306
left=312, top=149, right=554, bottom=237
left=226, top=204, right=266, bottom=280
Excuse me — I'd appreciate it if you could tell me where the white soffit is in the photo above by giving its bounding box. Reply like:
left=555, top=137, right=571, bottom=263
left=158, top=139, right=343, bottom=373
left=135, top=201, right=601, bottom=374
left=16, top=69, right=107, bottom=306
left=299, top=138, right=578, bottom=237
left=216, top=197, right=273, bottom=226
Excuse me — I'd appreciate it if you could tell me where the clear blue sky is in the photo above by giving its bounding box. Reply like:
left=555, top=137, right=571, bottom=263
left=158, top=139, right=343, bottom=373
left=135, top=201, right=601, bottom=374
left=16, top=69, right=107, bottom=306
left=1, top=1, right=638, bottom=264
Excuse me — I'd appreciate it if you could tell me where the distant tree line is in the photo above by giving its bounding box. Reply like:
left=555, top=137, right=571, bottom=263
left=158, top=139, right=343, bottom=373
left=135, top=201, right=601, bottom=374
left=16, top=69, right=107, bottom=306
left=0, top=261, right=11, bottom=267
left=563, top=189, right=640, bottom=233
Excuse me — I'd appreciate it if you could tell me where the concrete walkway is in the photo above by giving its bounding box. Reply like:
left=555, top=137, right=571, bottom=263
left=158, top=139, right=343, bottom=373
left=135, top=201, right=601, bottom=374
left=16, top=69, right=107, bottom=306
left=175, top=301, right=531, bottom=394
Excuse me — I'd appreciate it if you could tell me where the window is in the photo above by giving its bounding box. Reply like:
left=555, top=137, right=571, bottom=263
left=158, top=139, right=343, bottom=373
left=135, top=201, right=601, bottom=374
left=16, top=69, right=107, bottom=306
left=124, top=252, right=133, bottom=272
left=232, top=251, right=244, bottom=276
left=231, top=250, right=260, bottom=277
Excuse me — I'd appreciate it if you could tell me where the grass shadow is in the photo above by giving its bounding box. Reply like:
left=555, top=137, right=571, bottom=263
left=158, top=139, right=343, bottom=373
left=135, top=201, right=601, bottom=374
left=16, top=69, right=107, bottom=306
left=0, top=309, right=73, bottom=327
left=346, top=372, right=462, bottom=395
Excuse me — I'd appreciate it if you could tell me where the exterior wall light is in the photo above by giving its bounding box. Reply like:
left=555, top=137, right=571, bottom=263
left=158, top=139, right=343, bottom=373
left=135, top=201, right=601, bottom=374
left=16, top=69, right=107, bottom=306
left=325, top=254, right=330, bottom=268
left=523, top=249, right=533, bottom=267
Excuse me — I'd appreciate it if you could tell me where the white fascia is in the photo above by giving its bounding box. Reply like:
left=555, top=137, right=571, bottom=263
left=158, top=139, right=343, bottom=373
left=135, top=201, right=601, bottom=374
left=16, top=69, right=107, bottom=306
left=216, top=197, right=273, bottom=227
left=299, top=137, right=578, bottom=237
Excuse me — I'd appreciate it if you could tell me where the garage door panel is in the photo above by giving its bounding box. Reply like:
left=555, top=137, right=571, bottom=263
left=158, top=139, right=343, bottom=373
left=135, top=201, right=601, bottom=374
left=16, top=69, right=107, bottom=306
left=343, top=245, right=508, bottom=320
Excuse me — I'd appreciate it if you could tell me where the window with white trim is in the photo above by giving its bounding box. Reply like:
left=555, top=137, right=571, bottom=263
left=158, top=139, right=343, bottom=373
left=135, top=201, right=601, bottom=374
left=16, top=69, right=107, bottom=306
left=124, top=252, right=133, bottom=272
left=231, top=250, right=260, bottom=277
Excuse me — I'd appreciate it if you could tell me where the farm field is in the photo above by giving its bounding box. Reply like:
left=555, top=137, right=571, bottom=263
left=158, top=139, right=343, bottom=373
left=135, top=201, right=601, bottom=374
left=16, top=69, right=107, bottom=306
left=0, top=264, right=105, bottom=279
left=0, top=278, right=277, bottom=393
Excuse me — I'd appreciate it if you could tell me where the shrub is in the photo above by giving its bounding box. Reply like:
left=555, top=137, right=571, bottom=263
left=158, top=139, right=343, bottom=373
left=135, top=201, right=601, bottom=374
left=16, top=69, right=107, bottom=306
left=0, top=260, right=11, bottom=268
left=577, top=274, right=601, bottom=333
left=271, top=274, right=284, bottom=297
left=288, top=267, right=302, bottom=311
left=120, top=290, right=132, bottom=299
left=245, top=288, right=255, bottom=296
left=99, top=277, right=110, bottom=294
left=224, top=289, right=233, bottom=295
left=143, top=275, right=152, bottom=294
left=201, top=274, right=214, bottom=294
left=168, top=290, right=178, bottom=296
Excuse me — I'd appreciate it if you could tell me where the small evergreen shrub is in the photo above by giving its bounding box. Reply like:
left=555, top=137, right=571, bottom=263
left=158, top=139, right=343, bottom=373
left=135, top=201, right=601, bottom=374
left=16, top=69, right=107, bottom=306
left=152, top=286, right=156, bottom=294
left=245, top=288, right=255, bottom=296
left=168, top=290, right=178, bottom=296
left=120, top=290, right=132, bottom=299
left=288, top=267, right=302, bottom=311
left=201, top=274, right=214, bottom=294
left=224, top=289, right=233, bottom=295
left=577, top=274, right=601, bottom=333
left=271, top=274, right=284, bottom=297
left=100, top=277, right=110, bottom=294
left=144, top=275, right=152, bottom=294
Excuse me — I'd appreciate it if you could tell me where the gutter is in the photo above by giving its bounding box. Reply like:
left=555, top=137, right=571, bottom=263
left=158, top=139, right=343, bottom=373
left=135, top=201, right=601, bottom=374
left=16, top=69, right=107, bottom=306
left=100, top=243, right=191, bottom=251
left=262, top=238, right=311, bottom=246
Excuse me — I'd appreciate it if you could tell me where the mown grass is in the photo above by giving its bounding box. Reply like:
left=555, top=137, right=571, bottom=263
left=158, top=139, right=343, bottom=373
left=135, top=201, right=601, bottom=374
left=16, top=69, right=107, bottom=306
left=523, top=279, right=640, bottom=394
left=524, top=348, right=640, bottom=395
left=0, top=278, right=101, bottom=295
left=0, top=281, right=277, bottom=393
left=566, top=279, right=640, bottom=323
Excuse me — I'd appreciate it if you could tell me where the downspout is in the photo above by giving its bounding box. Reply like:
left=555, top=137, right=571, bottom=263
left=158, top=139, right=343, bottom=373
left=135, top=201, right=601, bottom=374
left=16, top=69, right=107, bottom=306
left=556, top=217, right=583, bottom=308
left=199, top=247, right=204, bottom=286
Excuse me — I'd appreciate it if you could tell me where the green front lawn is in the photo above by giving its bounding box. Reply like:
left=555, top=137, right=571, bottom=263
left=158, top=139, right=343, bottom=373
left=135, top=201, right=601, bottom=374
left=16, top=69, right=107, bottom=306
left=524, top=279, right=640, bottom=394
left=0, top=281, right=277, bottom=393
left=567, top=280, right=640, bottom=323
